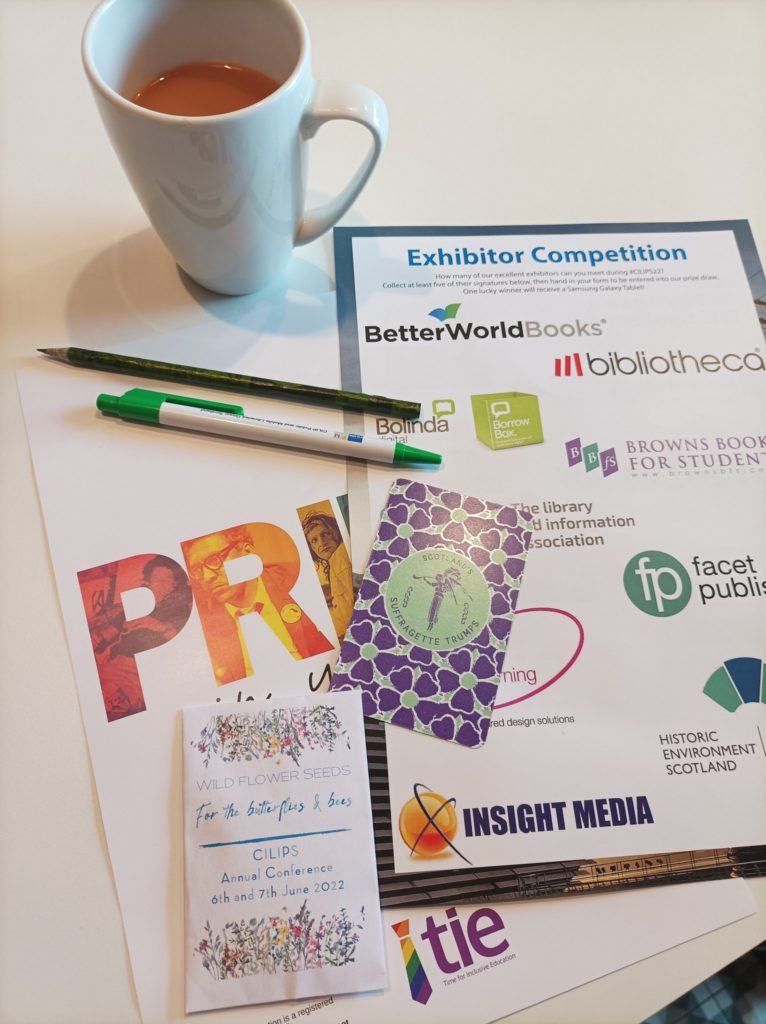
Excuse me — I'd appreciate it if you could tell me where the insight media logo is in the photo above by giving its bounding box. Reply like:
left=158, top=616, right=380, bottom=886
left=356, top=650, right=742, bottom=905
left=566, top=437, right=618, bottom=477
left=398, top=783, right=471, bottom=862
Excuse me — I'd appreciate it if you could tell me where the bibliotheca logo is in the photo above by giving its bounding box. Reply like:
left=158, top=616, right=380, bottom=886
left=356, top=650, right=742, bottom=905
left=555, top=349, right=765, bottom=378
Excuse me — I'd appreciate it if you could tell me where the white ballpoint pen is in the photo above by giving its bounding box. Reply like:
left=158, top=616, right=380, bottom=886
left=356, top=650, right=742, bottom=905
left=96, top=388, right=443, bottom=467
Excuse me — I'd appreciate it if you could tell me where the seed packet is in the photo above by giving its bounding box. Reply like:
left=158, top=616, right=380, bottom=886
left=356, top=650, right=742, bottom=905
left=183, top=691, right=386, bottom=1012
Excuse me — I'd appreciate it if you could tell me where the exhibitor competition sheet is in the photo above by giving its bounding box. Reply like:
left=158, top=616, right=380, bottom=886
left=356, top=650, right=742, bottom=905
left=19, top=353, right=758, bottom=1024
left=335, top=221, right=766, bottom=873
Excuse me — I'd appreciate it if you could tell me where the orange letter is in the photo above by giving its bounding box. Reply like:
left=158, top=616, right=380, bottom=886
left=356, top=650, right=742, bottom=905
left=182, top=522, right=333, bottom=686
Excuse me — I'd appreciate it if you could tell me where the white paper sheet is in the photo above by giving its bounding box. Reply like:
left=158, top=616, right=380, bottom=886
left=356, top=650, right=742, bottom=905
left=18, top=359, right=758, bottom=1024
left=334, top=222, right=766, bottom=873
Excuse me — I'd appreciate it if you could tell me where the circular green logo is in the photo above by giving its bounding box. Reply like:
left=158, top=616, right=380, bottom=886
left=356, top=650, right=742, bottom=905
left=384, top=548, right=490, bottom=650
left=623, top=550, right=692, bottom=617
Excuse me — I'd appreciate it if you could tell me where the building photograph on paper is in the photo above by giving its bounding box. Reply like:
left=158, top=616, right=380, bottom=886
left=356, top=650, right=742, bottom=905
left=183, top=691, right=386, bottom=1013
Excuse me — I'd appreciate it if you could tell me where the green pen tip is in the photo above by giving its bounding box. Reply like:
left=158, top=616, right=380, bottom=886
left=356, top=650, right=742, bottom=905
left=97, top=394, right=120, bottom=415
left=393, top=443, right=443, bottom=466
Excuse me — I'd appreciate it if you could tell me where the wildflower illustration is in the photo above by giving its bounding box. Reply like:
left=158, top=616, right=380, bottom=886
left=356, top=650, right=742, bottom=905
left=193, top=705, right=350, bottom=768
left=195, top=901, right=364, bottom=979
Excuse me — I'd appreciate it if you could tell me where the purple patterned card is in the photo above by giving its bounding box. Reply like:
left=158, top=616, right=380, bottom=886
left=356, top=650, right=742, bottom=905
left=330, top=479, right=533, bottom=748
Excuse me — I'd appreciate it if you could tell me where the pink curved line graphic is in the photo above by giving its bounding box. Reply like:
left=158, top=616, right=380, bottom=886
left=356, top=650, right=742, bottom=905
left=494, top=606, right=585, bottom=709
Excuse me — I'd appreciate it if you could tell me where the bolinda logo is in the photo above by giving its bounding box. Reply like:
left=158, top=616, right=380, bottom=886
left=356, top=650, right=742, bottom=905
left=623, top=551, right=692, bottom=617
left=377, top=415, right=450, bottom=436
left=555, top=349, right=766, bottom=377
left=392, top=907, right=511, bottom=1004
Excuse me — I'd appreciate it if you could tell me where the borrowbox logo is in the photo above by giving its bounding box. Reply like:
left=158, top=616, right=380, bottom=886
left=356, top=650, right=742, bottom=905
left=623, top=550, right=692, bottom=617
left=566, top=437, right=618, bottom=477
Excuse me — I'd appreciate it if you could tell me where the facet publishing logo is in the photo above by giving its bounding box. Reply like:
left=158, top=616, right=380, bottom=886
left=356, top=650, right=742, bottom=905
left=566, top=437, right=618, bottom=477
left=398, top=783, right=471, bottom=863
left=623, top=550, right=692, bottom=617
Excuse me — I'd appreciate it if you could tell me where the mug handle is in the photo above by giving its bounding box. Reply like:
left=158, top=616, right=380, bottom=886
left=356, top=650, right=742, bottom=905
left=295, top=81, right=388, bottom=245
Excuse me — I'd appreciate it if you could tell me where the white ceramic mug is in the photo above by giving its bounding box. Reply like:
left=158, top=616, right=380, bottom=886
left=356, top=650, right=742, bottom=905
left=82, top=0, right=388, bottom=295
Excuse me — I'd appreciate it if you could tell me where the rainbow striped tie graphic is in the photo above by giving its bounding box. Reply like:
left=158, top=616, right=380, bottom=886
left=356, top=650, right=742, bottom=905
left=392, top=919, right=433, bottom=1005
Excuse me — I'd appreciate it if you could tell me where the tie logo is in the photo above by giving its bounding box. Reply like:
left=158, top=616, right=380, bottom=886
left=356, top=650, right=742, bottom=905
left=392, top=907, right=512, bottom=1000
left=555, top=353, right=584, bottom=376
left=391, top=919, right=433, bottom=1005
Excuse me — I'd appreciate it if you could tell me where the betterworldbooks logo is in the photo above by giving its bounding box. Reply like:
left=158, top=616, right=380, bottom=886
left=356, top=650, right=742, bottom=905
left=429, top=302, right=461, bottom=322
left=364, top=305, right=604, bottom=343
left=555, top=348, right=765, bottom=377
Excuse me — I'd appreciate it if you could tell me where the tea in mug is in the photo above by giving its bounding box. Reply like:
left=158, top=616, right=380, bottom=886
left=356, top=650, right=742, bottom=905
left=131, top=61, right=280, bottom=116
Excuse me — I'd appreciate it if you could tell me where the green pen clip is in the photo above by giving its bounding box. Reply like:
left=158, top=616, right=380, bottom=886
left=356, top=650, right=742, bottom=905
left=97, top=387, right=244, bottom=424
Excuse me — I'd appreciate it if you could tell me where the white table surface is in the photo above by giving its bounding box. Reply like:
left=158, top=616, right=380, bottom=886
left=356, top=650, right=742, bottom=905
left=1, top=2, right=765, bottom=1022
